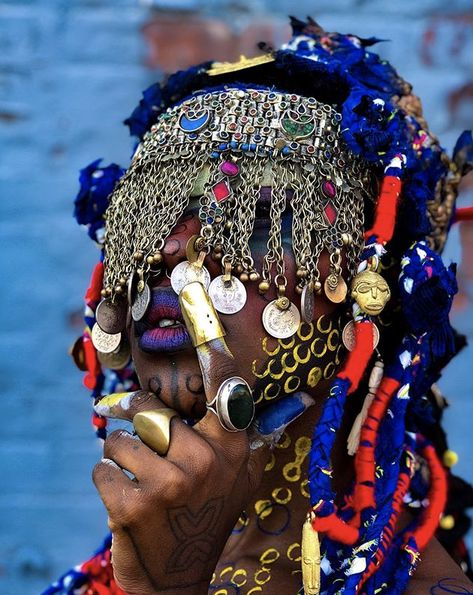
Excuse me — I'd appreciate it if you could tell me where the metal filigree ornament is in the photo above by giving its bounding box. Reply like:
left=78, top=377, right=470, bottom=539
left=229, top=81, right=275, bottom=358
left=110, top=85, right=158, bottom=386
left=101, top=88, right=372, bottom=330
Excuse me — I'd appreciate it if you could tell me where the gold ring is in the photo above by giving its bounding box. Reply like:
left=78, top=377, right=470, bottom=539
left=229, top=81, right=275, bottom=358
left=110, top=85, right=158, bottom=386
left=132, top=408, right=179, bottom=455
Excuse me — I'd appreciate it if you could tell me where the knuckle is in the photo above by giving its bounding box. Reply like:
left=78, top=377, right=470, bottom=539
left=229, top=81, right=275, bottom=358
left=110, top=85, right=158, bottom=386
left=104, top=429, right=130, bottom=456
left=130, top=390, right=156, bottom=413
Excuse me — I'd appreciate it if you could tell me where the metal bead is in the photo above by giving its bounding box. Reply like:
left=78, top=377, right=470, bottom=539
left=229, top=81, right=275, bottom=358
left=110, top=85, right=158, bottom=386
left=295, top=284, right=303, bottom=295
left=277, top=284, right=286, bottom=295
left=146, top=255, right=154, bottom=265
left=100, top=288, right=107, bottom=298
left=152, top=252, right=163, bottom=264
left=240, top=272, right=249, bottom=282
left=134, top=251, right=144, bottom=262
left=296, top=268, right=307, bottom=279
left=211, top=251, right=223, bottom=261
left=341, top=233, right=353, bottom=246
left=249, top=271, right=260, bottom=282
left=105, top=287, right=112, bottom=297
left=313, top=280, right=322, bottom=294
left=115, top=285, right=124, bottom=294
left=236, top=264, right=244, bottom=274
left=258, top=280, right=270, bottom=294
left=225, top=220, right=233, bottom=230
left=119, top=277, right=127, bottom=285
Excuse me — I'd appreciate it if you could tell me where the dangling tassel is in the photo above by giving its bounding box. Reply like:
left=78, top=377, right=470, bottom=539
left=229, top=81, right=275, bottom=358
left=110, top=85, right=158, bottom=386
left=347, top=360, right=384, bottom=456
left=301, top=512, right=321, bottom=595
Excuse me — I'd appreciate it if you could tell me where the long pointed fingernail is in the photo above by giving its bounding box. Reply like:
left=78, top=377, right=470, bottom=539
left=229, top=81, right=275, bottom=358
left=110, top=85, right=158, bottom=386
left=94, top=392, right=137, bottom=416
left=179, top=281, right=226, bottom=347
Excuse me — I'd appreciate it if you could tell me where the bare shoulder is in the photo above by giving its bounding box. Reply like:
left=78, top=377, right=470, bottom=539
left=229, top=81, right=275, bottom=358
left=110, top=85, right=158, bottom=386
left=405, top=538, right=473, bottom=594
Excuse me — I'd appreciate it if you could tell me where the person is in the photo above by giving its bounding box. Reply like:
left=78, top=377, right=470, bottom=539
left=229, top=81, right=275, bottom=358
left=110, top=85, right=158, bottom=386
left=45, top=18, right=473, bottom=595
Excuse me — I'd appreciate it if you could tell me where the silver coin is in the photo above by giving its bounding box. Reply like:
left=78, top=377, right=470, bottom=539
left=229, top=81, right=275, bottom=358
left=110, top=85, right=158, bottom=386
left=301, top=284, right=314, bottom=323
left=208, top=275, right=247, bottom=314
left=170, top=261, right=210, bottom=294
left=91, top=322, right=121, bottom=354
left=131, top=283, right=151, bottom=321
left=342, top=320, right=380, bottom=352
left=262, top=300, right=301, bottom=339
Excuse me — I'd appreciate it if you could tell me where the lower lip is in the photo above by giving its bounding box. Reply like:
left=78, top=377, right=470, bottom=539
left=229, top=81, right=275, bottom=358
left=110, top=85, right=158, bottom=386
left=139, top=325, right=191, bottom=353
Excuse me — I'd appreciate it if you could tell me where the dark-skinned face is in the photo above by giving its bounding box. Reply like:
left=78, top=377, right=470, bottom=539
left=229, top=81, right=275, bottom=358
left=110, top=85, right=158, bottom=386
left=129, top=202, right=348, bottom=421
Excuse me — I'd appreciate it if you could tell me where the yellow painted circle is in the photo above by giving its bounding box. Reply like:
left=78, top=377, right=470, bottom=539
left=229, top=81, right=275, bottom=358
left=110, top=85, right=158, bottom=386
left=317, top=315, right=333, bottom=334
left=297, top=322, right=314, bottom=341
left=294, top=342, right=312, bottom=364
left=260, top=547, right=280, bottom=565
left=283, top=463, right=301, bottom=483
left=265, top=452, right=276, bottom=472
left=262, top=336, right=280, bottom=356
left=276, top=432, right=291, bottom=449
left=279, top=336, right=296, bottom=349
left=307, top=366, right=322, bottom=388
left=255, top=499, right=273, bottom=519
left=300, top=478, right=310, bottom=498
left=231, top=568, right=247, bottom=587
left=281, top=351, right=298, bottom=373
left=272, top=486, right=292, bottom=504
left=327, top=328, right=340, bottom=351
left=324, top=361, right=336, bottom=379
left=268, top=358, right=285, bottom=380
left=287, top=542, right=301, bottom=562
left=310, top=337, right=327, bottom=358
left=254, top=567, right=271, bottom=585
left=264, top=382, right=281, bottom=401
left=284, top=375, right=301, bottom=393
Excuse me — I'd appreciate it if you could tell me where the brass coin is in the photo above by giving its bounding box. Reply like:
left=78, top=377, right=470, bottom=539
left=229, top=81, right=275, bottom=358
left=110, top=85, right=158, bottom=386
left=97, top=339, right=131, bottom=370
left=301, top=284, right=314, bottom=323
left=262, top=300, right=301, bottom=339
left=170, top=260, right=210, bottom=294
left=96, top=298, right=127, bottom=334
left=131, top=283, right=151, bottom=321
left=208, top=275, right=247, bottom=314
left=91, top=323, right=121, bottom=353
left=324, top=275, right=347, bottom=304
left=342, top=320, right=380, bottom=352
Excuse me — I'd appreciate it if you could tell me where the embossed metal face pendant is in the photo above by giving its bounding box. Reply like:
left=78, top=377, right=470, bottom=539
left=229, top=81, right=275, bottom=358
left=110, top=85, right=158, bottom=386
left=351, top=270, right=391, bottom=316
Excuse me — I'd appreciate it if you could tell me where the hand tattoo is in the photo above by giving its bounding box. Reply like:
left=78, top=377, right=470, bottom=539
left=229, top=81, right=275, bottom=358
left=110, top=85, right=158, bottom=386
left=166, top=497, right=225, bottom=573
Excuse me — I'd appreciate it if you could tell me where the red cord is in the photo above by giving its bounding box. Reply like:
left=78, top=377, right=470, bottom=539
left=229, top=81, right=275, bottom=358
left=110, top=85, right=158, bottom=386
left=339, top=322, right=376, bottom=393
left=364, top=176, right=402, bottom=244
left=454, top=206, right=473, bottom=222
left=85, top=261, right=104, bottom=307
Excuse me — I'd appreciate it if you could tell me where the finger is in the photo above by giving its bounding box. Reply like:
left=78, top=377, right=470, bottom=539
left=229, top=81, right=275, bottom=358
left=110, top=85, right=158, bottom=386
left=103, top=429, right=174, bottom=480
left=92, top=457, right=135, bottom=515
left=179, top=282, right=255, bottom=443
left=95, top=388, right=219, bottom=474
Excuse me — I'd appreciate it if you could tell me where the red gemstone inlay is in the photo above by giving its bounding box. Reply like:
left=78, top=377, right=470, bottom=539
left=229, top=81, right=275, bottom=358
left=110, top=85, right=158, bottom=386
left=212, top=180, right=231, bottom=202
left=220, top=161, right=239, bottom=177
left=322, top=180, right=337, bottom=199
left=324, top=201, right=337, bottom=226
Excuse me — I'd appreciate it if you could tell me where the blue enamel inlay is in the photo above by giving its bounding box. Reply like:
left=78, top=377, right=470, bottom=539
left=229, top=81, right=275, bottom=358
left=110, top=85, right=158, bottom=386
left=178, top=111, right=210, bottom=133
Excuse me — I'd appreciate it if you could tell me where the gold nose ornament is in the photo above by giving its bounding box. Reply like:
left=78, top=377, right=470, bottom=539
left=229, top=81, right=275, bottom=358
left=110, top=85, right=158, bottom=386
left=133, top=409, right=179, bottom=456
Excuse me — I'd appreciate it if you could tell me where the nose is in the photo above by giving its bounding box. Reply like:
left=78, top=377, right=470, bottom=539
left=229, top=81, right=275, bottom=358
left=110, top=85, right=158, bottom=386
left=370, top=286, right=378, bottom=299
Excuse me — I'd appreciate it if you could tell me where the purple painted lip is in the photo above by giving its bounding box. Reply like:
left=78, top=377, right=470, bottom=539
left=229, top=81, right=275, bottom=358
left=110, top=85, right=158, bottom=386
left=136, top=286, right=191, bottom=353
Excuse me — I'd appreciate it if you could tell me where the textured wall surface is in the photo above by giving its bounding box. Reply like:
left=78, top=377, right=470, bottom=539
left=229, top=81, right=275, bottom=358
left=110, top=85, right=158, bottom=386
left=0, top=1, right=471, bottom=593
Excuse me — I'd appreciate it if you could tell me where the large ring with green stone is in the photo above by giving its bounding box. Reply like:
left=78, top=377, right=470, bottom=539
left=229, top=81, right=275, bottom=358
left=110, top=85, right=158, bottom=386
left=207, top=377, right=255, bottom=432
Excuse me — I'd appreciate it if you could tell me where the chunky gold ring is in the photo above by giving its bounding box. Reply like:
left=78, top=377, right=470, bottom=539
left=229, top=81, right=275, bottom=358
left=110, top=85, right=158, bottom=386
left=132, top=409, right=179, bottom=455
left=206, top=377, right=255, bottom=432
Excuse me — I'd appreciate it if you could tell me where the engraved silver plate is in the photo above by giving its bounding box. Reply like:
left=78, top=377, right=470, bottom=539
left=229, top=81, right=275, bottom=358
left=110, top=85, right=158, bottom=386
left=170, top=261, right=210, bottom=294
left=131, top=283, right=151, bottom=321
left=208, top=275, right=247, bottom=314
left=91, top=322, right=122, bottom=354
left=262, top=300, right=301, bottom=339
left=301, top=284, right=314, bottom=324
left=342, top=320, right=380, bottom=352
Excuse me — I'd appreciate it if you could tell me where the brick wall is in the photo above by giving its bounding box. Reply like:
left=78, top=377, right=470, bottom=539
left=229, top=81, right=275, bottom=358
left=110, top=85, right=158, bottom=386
left=0, top=1, right=471, bottom=592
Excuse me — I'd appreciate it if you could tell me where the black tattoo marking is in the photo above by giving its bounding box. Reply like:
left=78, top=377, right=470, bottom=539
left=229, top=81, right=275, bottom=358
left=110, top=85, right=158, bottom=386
left=430, top=578, right=473, bottom=594
left=167, top=357, right=180, bottom=411
left=149, top=375, right=162, bottom=397
left=166, top=496, right=225, bottom=574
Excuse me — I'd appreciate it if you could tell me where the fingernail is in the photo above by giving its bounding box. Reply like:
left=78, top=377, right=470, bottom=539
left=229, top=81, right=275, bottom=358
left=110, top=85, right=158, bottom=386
left=100, top=457, right=120, bottom=469
left=179, top=281, right=225, bottom=347
left=94, top=392, right=136, bottom=416
left=254, top=391, right=315, bottom=436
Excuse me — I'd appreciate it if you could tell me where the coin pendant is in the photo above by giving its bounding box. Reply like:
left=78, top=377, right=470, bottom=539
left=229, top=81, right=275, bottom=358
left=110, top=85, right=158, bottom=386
left=170, top=260, right=211, bottom=294
left=131, top=283, right=151, bottom=321
left=301, top=284, right=315, bottom=323
left=324, top=275, right=347, bottom=304
left=97, top=339, right=131, bottom=370
left=208, top=275, right=247, bottom=314
left=127, top=272, right=136, bottom=306
left=262, top=300, right=301, bottom=339
left=91, top=323, right=121, bottom=353
left=95, top=298, right=127, bottom=334
left=342, top=320, right=380, bottom=352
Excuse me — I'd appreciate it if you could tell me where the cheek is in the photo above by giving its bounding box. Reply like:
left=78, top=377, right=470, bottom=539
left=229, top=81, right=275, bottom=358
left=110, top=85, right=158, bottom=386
left=250, top=316, right=346, bottom=407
